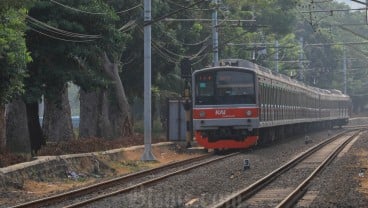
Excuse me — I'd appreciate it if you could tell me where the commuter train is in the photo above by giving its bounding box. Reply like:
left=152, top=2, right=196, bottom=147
left=192, top=59, right=350, bottom=149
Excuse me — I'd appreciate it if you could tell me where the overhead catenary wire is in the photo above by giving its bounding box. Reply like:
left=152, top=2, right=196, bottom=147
left=118, top=20, right=137, bottom=32
left=50, top=0, right=107, bottom=15
left=50, top=0, right=142, bottom=15
left=116, top=4, right=142, bottom=14
left=144, top=0, right=207, bottom=26
left=26, top=15, right=101, bottom=39
left=183, top=36, right=211, bottom=46
left=164, top=0, right=211, bottom=11
left=27, top=26, right=95, bottom=42
left=162, top=32, right=211, bottom=46
left=137, top=25, right=209, bottom=64
left=191, top=52, right=210, bottom=65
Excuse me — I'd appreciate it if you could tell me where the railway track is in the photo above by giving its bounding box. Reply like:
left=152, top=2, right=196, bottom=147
left=343, top=124, right=368, bottom=129
left=12, top=151, right=239, bottom=208
left=213, top=129, right=362, bottom=208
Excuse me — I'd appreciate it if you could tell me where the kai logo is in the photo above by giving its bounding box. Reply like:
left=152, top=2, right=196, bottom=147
left=215, top=109, right=226, bottom=116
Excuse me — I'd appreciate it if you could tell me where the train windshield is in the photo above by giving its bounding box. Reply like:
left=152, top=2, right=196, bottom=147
left=194, top=68, right=256, bottom=105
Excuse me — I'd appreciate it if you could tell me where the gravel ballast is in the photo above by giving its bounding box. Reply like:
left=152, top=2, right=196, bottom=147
left=86, top=128, right=368, bottom=208
left=2, top=119, right=368, bottom=208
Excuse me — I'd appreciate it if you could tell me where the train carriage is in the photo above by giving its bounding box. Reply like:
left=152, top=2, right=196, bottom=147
left=192, top=59, right=351, bottom=150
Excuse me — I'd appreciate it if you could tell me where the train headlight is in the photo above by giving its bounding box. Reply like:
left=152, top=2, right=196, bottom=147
left=246, top=110, right=252, bottom=116
left=199, top=111, right=206, bottom=118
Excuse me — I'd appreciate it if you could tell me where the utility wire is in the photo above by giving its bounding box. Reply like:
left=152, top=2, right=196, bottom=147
left=27, top=26, right=95, bottom=42
left=50, top=0, right=142, bottom=15
left=164, top=0, right=211, bottom=11
left=116, top=4, right=142, bottom=14
left=118, top=20, right=137, bottom=32
left=144, top=0, right=207, bottom=26
left=137, top=25, right=209, bottom=63
left=50, top=0, right=107, bottom=15
left=184, top=36, right=211, bottom=46
left=164, top=33, right=210, bottom=46
left=26, top=15, right=101, bottom=39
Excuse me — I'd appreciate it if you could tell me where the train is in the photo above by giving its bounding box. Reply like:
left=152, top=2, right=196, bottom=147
left=192, top=59, right=351, bottom=150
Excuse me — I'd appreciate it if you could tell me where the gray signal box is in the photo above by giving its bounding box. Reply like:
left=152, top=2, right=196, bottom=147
left=167, top=99, right=188, bottom=141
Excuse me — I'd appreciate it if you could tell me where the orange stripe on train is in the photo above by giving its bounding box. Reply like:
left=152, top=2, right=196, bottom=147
left=193, top=107, right=259, bottom=119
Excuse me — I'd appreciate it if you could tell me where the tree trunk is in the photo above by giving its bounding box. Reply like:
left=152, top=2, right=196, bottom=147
left=79, top=89, right=113, bottom=139
left=26, top=102, right=45, bottom=154
left=0, top=105, right=6, bottom=152
left=79, top=89, right=98, bottom=138
left=5, top=98, right=31, bottom=153
left=102, top=53, right=133, bottom=137
left=43, top=84, right=75, bottom=142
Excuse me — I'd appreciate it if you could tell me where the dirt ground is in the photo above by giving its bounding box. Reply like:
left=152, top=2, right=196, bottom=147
left=0, top=134, right=167, bottom=167
left=0, top=141, right=204, bottom=206
left=357, top=149, right=368, bottom=195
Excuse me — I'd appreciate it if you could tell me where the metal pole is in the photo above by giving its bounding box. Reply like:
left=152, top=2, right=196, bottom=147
left=142, top=0, right=156, bottom=161
left=275, top=40, right=279, bottom=72
left=298, top=37, right=304, bottom=81
left=343, top=47, right=347, bottom=94
left=212, top=0, right=219, bottom=66
left=365, top=0, right=368, bottom=24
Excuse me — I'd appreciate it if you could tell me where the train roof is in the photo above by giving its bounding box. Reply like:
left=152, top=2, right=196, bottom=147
left=217, top=59, right=350, bottom=100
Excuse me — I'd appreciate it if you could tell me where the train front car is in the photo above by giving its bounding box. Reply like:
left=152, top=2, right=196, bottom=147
left=192, top=66, right=260, bottom=149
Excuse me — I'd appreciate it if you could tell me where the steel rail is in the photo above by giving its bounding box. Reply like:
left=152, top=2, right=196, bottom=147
left=62, top=152, right=240, bottom=208
left=343, top=124, right=368, bottom=129
left=12, top=153, right=216, bottom=208
left=276, top=130, right=362, bottom=208
left=212, top=130, right=356, bottom=208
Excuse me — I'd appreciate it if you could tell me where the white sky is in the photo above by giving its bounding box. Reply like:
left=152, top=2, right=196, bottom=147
left=335, top=0, right=364, bottom=9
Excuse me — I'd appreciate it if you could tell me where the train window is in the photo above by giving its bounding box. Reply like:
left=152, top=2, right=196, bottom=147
left=216, top=70, right=255, bottom=104
left=194, top=69, right=256, bottom=105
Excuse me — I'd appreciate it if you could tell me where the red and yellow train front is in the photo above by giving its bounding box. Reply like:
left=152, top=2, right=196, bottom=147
left=192, top=67, right=260, bottom=149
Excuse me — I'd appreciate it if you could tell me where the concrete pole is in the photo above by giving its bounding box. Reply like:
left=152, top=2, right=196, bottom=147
left=343, top=47, right=347, bottom=94
left=275, top=40, right=279, bottom=72
left=142, top=0, right=156, bottom=161
left=212, top=0, right=219, bottom=66
left=298, top=37, right=304, bottom=81
left=366, top=0, right=368, bottom=24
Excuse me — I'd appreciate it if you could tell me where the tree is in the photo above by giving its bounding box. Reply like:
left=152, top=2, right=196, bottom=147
left=6, top=97, right=31, bottom=153
left=25, top=0, right=133, bottom=142
left=0, top=2, right=32, bottom=152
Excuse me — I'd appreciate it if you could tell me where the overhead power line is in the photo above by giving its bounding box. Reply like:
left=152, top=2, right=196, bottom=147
left=338, top=25, right=368, bottom=40
left=165, top=0, right=211, bottom=11
left=136, top=25, right=210, bottom=64
left=118, top=20, right=137, bottom=32
left=350, top=0, right=367, bottom=5
left=305, top=41, right=368, bottom=47
left=116, top=4, right=142, bottom=14
left=144, top=0, right=207, bottom=26
left=299, top=7, right=367, bottom=13
left=26, top=15, right=101, bottom=39
left=27, top=27, right=95, bottom=42
left=50, top=0, right=105, bottom=15
left=50, top=0, right=142, bottom=15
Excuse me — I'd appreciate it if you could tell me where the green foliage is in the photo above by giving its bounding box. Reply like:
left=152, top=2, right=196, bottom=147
left=294, top=1, right=368, bottom=94
left=0, top=7, right=31, bottom=104
left=25, top=0, right=130, bottom=103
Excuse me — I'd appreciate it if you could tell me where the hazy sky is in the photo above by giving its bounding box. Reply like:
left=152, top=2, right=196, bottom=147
left=335, top=0, right=364, bottom=9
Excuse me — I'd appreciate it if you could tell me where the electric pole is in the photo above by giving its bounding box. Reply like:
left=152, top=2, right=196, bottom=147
left=298, top=37, right=304, bottom=81
left=142, top=0, right=156, bottom=161
left=275, top=40, right=279, bottom=72
left=212, top=0, right=219, bottom=66
left=343, top=46, right=347, bottom=94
